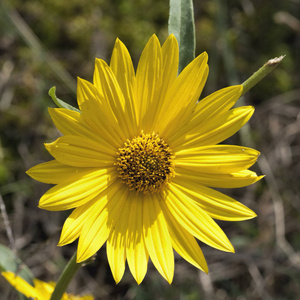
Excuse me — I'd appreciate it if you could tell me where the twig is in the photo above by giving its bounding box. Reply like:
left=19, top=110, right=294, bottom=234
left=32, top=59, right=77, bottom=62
left=258, top=155, right=300, bottom=270
left=199, top=271, right=215, bottom=300
left=248, top=262, right=274, bottom=300
left=0, top=194, right=16, bottom=253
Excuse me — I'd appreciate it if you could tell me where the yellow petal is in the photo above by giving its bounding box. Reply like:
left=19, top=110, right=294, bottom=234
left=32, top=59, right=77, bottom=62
left=143, top=194, right=174, bottom=284
left=77, top=78, right=123, bottom=147
left=156, top=52, right=208, bottom=137
left=94, top=59, right=133, bottom=137
left=169, top=85, right=243, bottom=144
left=175, top=145, right=260, bottom=174
left=175, top=168, right=264, bottom=188
left=161, top=207, right=208, bottom=272
left=172, top=178, right=257, bottom=221
left=45, top=135, right=115, bottom=167
left=126, top=191, right=149, bottom=284
left=135, top=34, right=162, bottom=132
left=1, top=272, right=38, bottom=299
left=58, top=198, right=101, bottom=246
left=33, top=279, right=54, bottom=299
left=77, top=204, right=109, bottom=262
left=77, top=182, right=127, bottom=262
left=48, top=107, right=116, bottom=151
left=192, top=85, right=243, bottom=121
left=26, top=160, right=88, bottom=184
left=160, top=34, right=179, bottom=104
left=149, top=34, right=179, bottom=131
left=77, top=76, right=102, bottom=108
left=106, top=193, right=132, bottom=284
left=110, top=38, right=138, bottom=135
left=171, top=106, right=254, bottom=150
left=165, top=184, right=235, bottom=253
left=107, top=229, right=126, bottom=284
left=39, top=168, right=117, bottom=211
left=48, top=107, right=81, bottom=134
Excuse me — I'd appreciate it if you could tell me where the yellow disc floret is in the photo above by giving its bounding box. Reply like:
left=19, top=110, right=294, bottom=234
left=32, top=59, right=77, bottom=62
left=116, top=131, right=175, bottom=194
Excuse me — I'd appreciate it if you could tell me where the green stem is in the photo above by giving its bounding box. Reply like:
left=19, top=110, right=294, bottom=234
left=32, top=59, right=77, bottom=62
left=50, top=252, right=82, bottom=300
left=242, top=55, right=285, bottom=95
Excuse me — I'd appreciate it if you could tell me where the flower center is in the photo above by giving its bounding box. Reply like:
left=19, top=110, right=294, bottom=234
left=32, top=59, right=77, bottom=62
left=116, top=131, right=175, bottom=194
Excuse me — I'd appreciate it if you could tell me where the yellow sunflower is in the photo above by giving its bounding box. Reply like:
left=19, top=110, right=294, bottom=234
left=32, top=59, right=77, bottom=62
left=27, top=34, right=262, bottom=284
left=2, top=271, right=93, bottom=300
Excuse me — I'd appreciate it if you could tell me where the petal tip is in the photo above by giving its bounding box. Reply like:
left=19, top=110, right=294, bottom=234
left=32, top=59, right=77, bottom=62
left=248, top=105, right=255, bottom=113
left=135, top=278, right=144, bottom=285
left=148, top=34, right=160, bottom=46
left=95, top=58, right=106, bottom=67
left=256, top=175, right=265, bottom=182
left=224, top=240, right=235, bottom=253
left=242, top=209, right=258, bottom=220
left=113, top=38, right=123, bottom=52
left=77, top=76, right=84, bottom=85
left=38, top=199, right=58, bottom=211
left=38, top=200, right=47, bottom=210
left=202, top=264, right=209, bottom=274
left=251, top=211, right=258, bottom=218
left=44, top=143, right=52, bottom=153
left=167, top=277, right=173, bottom=285
left=168, top=33, right=177, bottom=43
left=114, top=277, right=122, bottom=285
left=200, top=51, right=209, bottom=62
left=238, top=84, right=243, bottom=94
left=76, top=252, right=87, bottom=264
left=48, top=107, right=55, bottom=114
left=132, top=271, right=147, bottom=285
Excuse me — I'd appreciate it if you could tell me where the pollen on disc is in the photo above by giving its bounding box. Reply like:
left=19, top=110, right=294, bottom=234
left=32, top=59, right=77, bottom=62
left=115, top=131, right=175, bottom=194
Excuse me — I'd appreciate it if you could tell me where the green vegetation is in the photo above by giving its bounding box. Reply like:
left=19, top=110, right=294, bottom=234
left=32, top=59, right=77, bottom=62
left=0, top=0, right=299, bottom=299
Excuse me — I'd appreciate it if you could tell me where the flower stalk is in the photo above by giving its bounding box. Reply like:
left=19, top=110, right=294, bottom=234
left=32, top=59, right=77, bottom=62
left=50, top=251, right=82, bottom=300
left=242, top=55, right=285, bottom=95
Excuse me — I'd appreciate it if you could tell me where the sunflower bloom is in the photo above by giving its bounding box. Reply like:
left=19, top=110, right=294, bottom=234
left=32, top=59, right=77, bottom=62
left=2, top=271, right=93, bottom=300
left=27, top=34, right=262, bottom=284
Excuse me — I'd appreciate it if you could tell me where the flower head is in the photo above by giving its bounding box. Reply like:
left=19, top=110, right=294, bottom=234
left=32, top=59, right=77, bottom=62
left=27, top=34, right=262, bottom=284
left=2, top=271, right=93, bottom=300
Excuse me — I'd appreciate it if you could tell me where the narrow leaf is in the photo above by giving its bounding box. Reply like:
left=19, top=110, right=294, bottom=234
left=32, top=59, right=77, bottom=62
left=48, top=86, right=80, bottom=112
left=0, top=244, right=34, bottom=300
left=168, top=0, right=195, bottom=73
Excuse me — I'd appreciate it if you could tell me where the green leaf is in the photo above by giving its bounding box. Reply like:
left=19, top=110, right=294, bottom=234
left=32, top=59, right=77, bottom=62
left=168, top=0, right=195, bottom=73
left=48, top=86, right=80, bottom=112
left=0, top=244, right=33, bottom=282
left=0, top=244, right=34, bottom=299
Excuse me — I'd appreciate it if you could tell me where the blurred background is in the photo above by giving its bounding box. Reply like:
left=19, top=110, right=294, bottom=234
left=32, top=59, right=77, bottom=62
left=0, top=0, right=299, bottom=299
